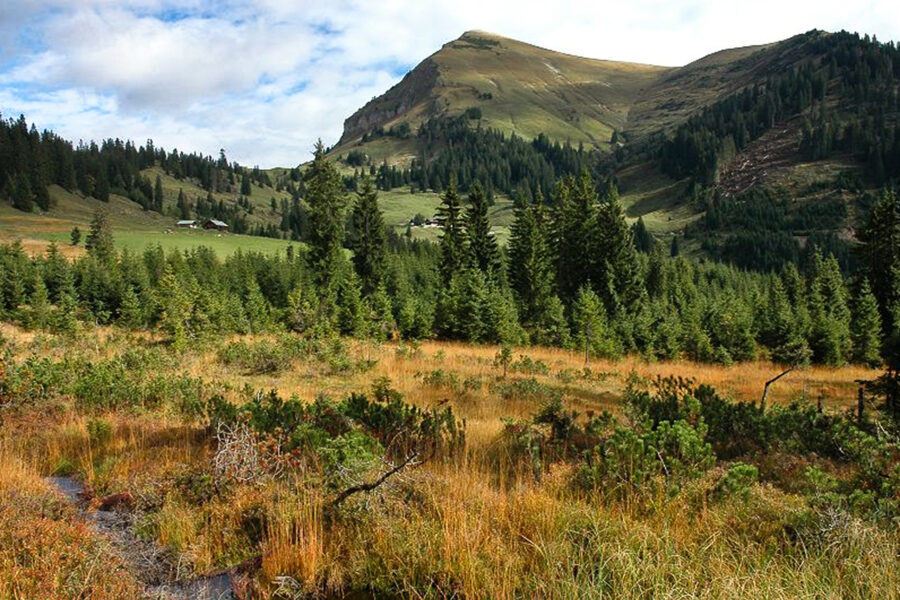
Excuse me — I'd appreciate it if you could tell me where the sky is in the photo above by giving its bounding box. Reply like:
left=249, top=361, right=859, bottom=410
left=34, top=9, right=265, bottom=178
left=1, top=1, right=898, bottom=168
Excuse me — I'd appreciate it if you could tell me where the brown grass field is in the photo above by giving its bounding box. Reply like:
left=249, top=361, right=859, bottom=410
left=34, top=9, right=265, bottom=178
left=0, top=324, right=896, bottom=599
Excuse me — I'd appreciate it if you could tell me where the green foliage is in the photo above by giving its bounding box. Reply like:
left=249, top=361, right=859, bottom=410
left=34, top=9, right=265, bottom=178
left=206, top=381, right=465, bottom=473
left=86, top=418, right=113, bottom=449
left=465, top=180, right=501, bottom=281
left=84, top=210, right=115, bottom=263
left=715, top=462, right=758, bottom=501
left=851, top=278, right=883, bottom=367
left=350, top=177, right=388, bottom=296
left=305, top=140, right=349, bottom=292
left=436, top=175, right=467, bottom=287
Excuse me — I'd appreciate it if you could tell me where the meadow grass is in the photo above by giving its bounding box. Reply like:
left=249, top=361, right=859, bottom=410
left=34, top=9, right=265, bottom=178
left=0, top=324, right=894, bottom=598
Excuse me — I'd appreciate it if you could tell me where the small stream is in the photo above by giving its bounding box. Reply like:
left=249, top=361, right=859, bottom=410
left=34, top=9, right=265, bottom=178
left=46, top=476, right=235, bottom=600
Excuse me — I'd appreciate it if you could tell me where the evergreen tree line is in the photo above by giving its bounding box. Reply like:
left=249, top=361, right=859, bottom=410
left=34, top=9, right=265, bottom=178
left=660, top=30, right=900, bottom=186
left=689, top=185, right=856, bottom=272
left=0, top=112, right=279, bottom=216
left=4, top=152, right=898, bottom=372
left=345, top=115, right=597, bottom=200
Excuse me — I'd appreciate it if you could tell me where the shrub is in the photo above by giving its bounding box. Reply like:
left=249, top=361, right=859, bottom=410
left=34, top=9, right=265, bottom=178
left=715, top=462, right=759, bottom=500
left=86, top=418, right=112, bottom=449
left=490, top=377, right=561, bottom=403
left=509, top=354, right=550, bottom=375
left=578, top=418, right=715, bottom=495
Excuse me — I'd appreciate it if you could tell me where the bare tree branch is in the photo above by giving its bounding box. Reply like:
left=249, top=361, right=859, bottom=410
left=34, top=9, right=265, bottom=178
left=328, top=452, right=419, bottom=509
left=760, top=365, right=796, bottom=412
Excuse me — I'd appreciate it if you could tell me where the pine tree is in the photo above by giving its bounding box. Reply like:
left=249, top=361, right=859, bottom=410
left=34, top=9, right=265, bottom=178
left=670, top=235, right=680, bottom=257
left=118, top=285, right=144, bottom=329
left=436, top=174, right=467, bottom=286
left=84, top=210, right=115, bottom=263
left=28, top=273, right=50, bottom=329
left=70, top=226, right=81, bottom=246
left=304, top=140, right=348, bottom=292
left=465, top=180, right=501, bottom=280
left=592, top=178, right=642, bottom=314
left=572, top=285, right=609, bottom=365
left=507, top=196, right=554, bottom=329
left=176, top=188, right=190, bottom=219
left=851, top=278, right=883, bottom=367
left=154, top=174, right=164, bottom=212
left=551, top=175, right=593, bottom=303
left=241, top=173, right=252, bottom=196
left=350, top=177, right=387, bottom=296
left=857, top=189, right=900, bottom=333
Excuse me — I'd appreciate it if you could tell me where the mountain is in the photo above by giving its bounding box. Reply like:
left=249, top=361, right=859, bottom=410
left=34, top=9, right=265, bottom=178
left=332, top=29, right=900, bottom=271
left=338, top=30, right=669, bottom=153
left=2, top=29, right=897, bottom=273
left=336, top=30, right=827, bottom=156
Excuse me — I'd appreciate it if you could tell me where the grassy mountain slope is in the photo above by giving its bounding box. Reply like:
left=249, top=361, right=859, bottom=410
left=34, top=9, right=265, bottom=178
left=0, top=169, right=296, bottom=258
left=338, top=30, right=670, bottom=153
left=334, top=29, right=897, bottom=269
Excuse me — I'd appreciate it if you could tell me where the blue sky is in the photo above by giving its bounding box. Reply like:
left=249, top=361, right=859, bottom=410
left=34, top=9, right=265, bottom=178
left=1, top=0, right=898, bottom=167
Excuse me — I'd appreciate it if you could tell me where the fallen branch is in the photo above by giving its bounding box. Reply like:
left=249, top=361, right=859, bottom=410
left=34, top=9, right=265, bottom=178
left=329, top=452, right=419, bottom=509
left=760, top=365, right=796, bottom=412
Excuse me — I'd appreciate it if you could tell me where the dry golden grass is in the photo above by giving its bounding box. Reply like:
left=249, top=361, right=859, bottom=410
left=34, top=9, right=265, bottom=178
left=0, top=443, right=142, bottom=599
left=1, top=325, right=895, bottom=598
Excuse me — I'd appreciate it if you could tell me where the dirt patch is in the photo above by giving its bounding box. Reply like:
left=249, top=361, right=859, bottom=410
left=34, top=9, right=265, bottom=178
left=47, top=476, right=236, bottom=600
left=716, top=119, right=802, bottom=197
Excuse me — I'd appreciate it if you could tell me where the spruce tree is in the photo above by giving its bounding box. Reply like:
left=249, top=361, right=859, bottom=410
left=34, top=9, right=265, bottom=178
left=85, top=210, right=115, bottom=263
left=551, top=175, right=593, bottom=303
left=631, top=216, right=654, bottom=252
left=7, top=173, right=34, bottom=212
left=592, top=178, right=642, bottom=314
left=118, top=285, right=144, bottom=329
left=28, top=273, right=50, bottom=329
left=465, top=180, right=501, bottom=281
left=572, top=285, right=609, bottom=365
left=851, top=278, right=883, bottom=367
left=507, top=195, right=554, bottom=328
left=304, top=140, right=348, bottom=292
left=808, top=252, right=852, bottom=365
left=857, top=189, right=900, bottom=332
left=368, top=284, right=396, bottom=341
left=336, top=268, right=367, bottom=337
left=70, top=226, right=81, bottom=246
left=177, top=188, right=190, bottom=219
left=436, top=174, right=467, bottom=286
left=670, top=235, right=680, bottom=257
left=350, top=176, right=387, bottom=296
left=156, top=265, right=191, bottom=350
left=154, top=174, right=164, bottom=212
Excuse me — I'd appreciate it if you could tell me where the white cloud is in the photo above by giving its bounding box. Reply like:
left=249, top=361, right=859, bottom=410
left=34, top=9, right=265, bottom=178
left=0, top=0, right=898, bottom=166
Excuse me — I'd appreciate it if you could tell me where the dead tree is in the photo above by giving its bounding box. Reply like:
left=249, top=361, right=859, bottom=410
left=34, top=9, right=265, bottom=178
left=760, top=365, right=796, bottom=412
left=328, top=452, right=420, bottom=510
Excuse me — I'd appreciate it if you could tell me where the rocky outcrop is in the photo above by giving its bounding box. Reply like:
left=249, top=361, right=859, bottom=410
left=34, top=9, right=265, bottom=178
left=339, top=58, right=440, bottom=145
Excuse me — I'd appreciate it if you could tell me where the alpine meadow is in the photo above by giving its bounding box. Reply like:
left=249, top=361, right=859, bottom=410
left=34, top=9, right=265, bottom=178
left=3, top=8, right=900, bottom=600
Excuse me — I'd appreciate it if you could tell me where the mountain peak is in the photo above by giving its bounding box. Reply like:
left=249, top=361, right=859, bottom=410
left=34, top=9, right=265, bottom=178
left=337, top=30, right=667, bottom=149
